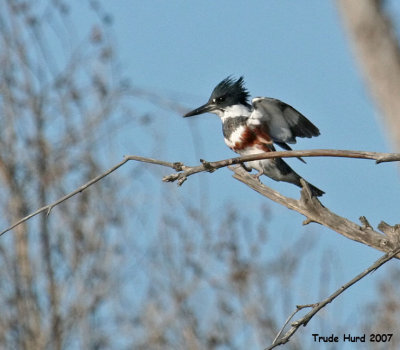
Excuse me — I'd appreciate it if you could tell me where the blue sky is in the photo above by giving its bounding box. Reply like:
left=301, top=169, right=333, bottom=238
left=82, top=1, right=399, bottom=348
left=107, top=0, right=400, bottom=219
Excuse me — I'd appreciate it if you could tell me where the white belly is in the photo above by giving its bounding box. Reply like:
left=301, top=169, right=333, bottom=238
left=223, top=125, right=246, bottom=149
left=226, top=140, right=268, bottom=174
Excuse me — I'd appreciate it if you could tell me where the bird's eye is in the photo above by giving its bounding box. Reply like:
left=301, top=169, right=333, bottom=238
left=212, top=96, right=225, bottom=104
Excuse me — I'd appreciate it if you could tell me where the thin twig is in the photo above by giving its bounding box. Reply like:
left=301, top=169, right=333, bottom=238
left=0, top=155, right=186, bottom=237
left=271, top=304, right=317, bottom=344
left=265, top=245, right=400, bottom=350
left=0, top=157, right=127, bottom=237
left=162, top=149, right=400, bottom=184
left=272, top=308, right=302, bottom=344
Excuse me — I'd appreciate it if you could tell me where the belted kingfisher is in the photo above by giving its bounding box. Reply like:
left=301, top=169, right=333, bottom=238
left=183, top=76, right=324, bottom=197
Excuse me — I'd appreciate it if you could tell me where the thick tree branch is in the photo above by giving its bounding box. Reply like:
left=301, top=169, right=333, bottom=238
left=232, top=166, right=400, bottom=257
left=265, top=244, right=400, bottom=350
left=1, top=149, right=399, bottom=240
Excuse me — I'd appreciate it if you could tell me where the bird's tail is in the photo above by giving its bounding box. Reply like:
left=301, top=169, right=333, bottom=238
left=268, top=158, right=324, bottom=196
left=302, top=180, right=324, bottom=197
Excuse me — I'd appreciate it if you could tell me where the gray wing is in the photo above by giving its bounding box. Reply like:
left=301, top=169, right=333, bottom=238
left=249, top=97, right=320, bottom=144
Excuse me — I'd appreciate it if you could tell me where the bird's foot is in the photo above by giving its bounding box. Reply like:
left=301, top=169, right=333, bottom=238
left=251, top=171, right=263, bottom=183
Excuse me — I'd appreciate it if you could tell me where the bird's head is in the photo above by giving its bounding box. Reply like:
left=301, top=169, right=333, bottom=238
left=183, top=76, right=250, bottom=118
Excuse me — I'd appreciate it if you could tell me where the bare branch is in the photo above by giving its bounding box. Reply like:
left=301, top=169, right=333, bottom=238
left=265, top=245, right=400, bottom=350
left=0, top=157, right=130, bottom=237
left=232, top=166, right=400, bottom=257
left=0, top=155, right=183, bottom=237
left=162, top=149, right=400, bottom=184
left=1, top=149, right=399, bottom=240
left=377, top=221, right=400, bottom=245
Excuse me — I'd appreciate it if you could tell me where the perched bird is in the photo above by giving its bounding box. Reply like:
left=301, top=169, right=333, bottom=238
left=183, top=76, right=324, bottom=197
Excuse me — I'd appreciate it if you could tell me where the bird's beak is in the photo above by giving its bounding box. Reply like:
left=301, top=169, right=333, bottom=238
left=183, top=102, right=215, bottom=118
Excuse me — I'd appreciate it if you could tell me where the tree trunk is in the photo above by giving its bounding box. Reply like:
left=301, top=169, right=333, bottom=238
left=337, top=0, right=400, bottom=152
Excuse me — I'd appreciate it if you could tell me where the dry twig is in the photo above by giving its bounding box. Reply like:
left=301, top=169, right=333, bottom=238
left=265, top=245, right=400, bottom=350
left=162, top=149, right=400, bottom=185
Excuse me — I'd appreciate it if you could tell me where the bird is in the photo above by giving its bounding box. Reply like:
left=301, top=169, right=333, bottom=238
left=183, top=76, right=324, bottom=197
